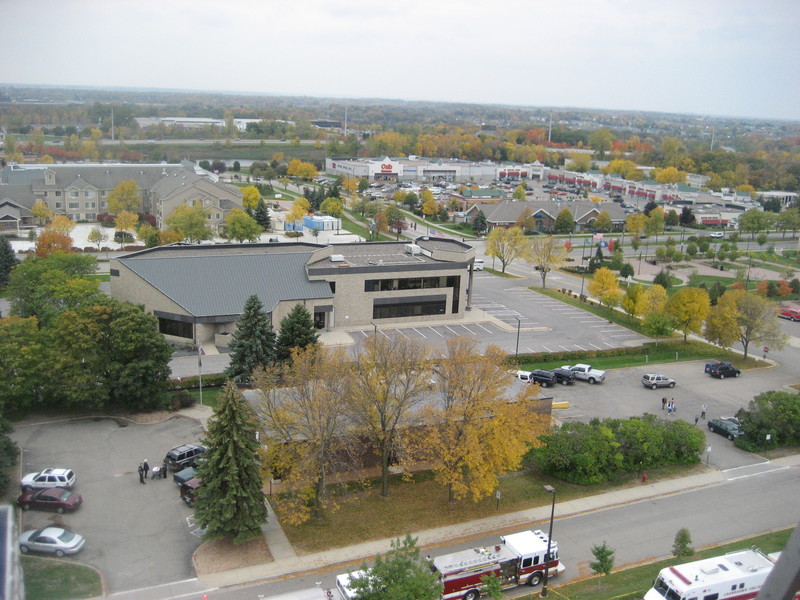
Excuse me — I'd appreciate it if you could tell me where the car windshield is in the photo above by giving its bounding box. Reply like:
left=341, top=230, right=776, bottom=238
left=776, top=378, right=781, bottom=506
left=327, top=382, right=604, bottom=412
left=652, top=576, right=682, bottom=600
left=57, top=530, right=76, bottom=543
left=58, top=490, right=71, bottom=500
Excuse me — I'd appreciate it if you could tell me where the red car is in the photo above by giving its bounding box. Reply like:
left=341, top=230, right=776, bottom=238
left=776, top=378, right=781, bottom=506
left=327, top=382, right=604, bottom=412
left=779, top=307, right=800, bottom=322
left=17, top=488, right=83, bottom=513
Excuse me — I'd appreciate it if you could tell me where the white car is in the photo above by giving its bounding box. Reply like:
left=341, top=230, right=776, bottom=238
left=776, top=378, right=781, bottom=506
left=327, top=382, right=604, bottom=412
left=473, top=259, right=484, bottom=271
left=20, top=468, right=76, bottom=491
left=709, top=231, right=724, bottom=239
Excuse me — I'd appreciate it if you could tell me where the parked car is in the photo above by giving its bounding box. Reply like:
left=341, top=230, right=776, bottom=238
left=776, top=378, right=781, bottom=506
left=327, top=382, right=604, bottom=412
left=708, top=418, right=743, bottom=440
left=779, top=307, right=800, bottom=322
left=561, top=364, right=606, bottom=384
left=641, top=374, right=676, bottom=390
left=515, top=370, right=557, bottom=387
left=20, top=468, right=76, bottom=491
left=173, top=465, right=199, bottom=486
left=180, top=477, right=201, bottom=506
left=473, top=259, right=484, bottom=271
left=17, top=488, right=82, bottom=513
left=705, top=362, right=741, bottom=379
left=551, top=368, right=577, bottom=385
left=709, top=231, right=724, bottom=239
left=165, top=444, right=206, bottom=472
left=18, top=527, right=85, bottom=556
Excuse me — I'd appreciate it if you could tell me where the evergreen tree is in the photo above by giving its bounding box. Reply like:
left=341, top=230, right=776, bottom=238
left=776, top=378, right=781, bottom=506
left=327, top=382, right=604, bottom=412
left=672, top=528, right=695, bottom=559
left=0, top=236, right=19, bottom=288
left=225, top=295, right=276, bottom=382
left=275, top=304, right=319, bottom=362
left=195, top=382, right=267, bottom=544
left=253, top=199, right=271, bottom=231
left=653, top=269, right=672, bottom=289
left=472, top=210, right=488, bottom=236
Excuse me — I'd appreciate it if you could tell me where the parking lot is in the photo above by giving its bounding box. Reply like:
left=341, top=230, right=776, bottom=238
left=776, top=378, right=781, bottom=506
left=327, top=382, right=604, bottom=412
left=12, top=415, right=206, bottom=593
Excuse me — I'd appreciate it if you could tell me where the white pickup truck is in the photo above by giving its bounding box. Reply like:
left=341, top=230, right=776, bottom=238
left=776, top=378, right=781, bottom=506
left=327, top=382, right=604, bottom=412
left=561, top=364, right=606, bottom=384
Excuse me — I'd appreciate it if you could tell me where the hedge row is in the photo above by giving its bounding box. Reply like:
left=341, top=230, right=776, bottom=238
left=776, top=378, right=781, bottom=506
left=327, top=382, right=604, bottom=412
left=167, top=373, right=229, bottom=390
left=507, top=343, right=658, bottom=368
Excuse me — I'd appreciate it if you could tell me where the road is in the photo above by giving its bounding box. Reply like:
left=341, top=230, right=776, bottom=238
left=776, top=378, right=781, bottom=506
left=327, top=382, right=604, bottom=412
left=191, top=464, right=799, bottom=600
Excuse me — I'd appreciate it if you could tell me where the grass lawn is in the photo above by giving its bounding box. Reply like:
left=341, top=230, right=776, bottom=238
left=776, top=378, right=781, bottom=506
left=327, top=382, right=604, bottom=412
left=278, top=463, right=707, bottom=554
left=22, top=556, right=101, bottom=600
left=340, top=211, right=393, bottom=241
left=485, top=268, right=522, bottom=278
left=187, top=386, right=223, bottom=410
left=86, top=273, right=110, bottom=283
left=522, top=528, right=793, bottom=600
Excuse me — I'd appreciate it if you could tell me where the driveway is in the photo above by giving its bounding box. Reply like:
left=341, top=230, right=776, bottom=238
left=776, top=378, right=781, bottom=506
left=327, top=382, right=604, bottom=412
left=12, top=415, right=207, bottom=593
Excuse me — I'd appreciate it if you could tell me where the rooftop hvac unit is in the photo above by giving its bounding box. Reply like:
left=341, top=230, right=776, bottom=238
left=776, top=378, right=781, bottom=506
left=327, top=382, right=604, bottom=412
left=330, top=254, right=345, bottom=262
left=404, top=244, right=421, bottom=255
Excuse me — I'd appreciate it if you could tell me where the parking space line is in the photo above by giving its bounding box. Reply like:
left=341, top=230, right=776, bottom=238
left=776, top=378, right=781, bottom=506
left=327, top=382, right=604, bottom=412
left=543, top=346, right=554, bottom=352
left=444, top=325, right=461, bottom=336
left=558, top=345, right=572, bottom=351
left=395, top=329, right=409, bottom=339
left=589, top=343, right=602, bottom=350
left=412, top=328, right=428, bottom=339
left=475, top=323, right=494, bottom=334
left=604, top=342, right=615, bottom=347
left=574, top=344, right=587, bottom=351
left=427, top=326, right=445, bottom=337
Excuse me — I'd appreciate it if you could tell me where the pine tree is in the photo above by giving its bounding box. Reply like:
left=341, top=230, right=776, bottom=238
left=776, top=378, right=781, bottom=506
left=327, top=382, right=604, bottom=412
left=0, top=236, right=19, bottom=289
left=253, top=199, right=271, bottom=230
left=275, top=304, right=319, bottom=362
left=225, top=295, right=276, bottom=382
left=195, top=382, right=267, bottom=544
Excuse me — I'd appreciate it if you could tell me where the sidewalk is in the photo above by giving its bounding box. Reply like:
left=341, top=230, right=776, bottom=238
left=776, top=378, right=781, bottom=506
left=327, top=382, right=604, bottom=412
left=197, top=453, right=800, bottom=590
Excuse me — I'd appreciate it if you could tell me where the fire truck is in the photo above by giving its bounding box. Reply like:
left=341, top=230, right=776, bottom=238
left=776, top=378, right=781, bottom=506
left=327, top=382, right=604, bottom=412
left=644, top=548, right=800, bottom=600
left=430, top=529, right=565, bottom=600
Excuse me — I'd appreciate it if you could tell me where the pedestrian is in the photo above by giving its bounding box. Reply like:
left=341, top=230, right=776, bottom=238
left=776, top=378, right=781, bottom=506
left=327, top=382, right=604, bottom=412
left=137, top=462, right=145, bottom=484
left=672, top=399, right=677, bottom=413
left=701, top=404, right=707, bottom=420
left=694, top=415, right=699, bottom=426
left=667, top=400, right=673, bottom=415
left=661, top=397, right=667, bottom=410
left=143, top=459, right=149, bottom=479
left=162, top=458, right=168, bottom=479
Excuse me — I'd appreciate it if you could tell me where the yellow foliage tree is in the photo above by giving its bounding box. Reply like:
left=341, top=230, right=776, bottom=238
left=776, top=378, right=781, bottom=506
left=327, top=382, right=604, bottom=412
left=286, top=197, right=311, bottom=226
left=587, top=267, right=623, bottom=309
left=114, top=210, right=139, bottom=245
left=31, top=199, right=52, bottom=226
left=35, top=229, right=73, bottom=258
left=655, top=166, right=687, bottom=184
left=241, top=186, right=261, bottom=211
left=421, top=189, right=438, bottom=217
left=418, top=337, right=548, bottom=503
left=48, top=214, right=76, bottom=235
left=107, top=180, right=141, bottom=214
left=486, top=226, right=529, bottom=273
left=635, top=284, right=668, bottom=317
left=626, top=213, right=647, bottom=237
left=287, top=159, right=317, bottom=180
left=666, top=287, right=710, bottom=342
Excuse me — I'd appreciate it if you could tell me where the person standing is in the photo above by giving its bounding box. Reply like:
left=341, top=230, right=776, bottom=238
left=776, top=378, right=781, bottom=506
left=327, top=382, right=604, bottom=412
left=701, top=404, right=707, bottom=420
left=143, top=459, right=150, bottom=480
left=694, top=415, right=699, bottom=426
left=162, top=458, right=168, bottom=479
left=661, top=397, right=667, bottom=410
left=137, top=463, right=145, bottom=484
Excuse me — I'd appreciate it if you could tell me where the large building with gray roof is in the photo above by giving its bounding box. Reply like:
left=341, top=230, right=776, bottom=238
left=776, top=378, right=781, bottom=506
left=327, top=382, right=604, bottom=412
left=0, top=161, right=242, bottom=235
left=110, top=237, right=476, bottom=350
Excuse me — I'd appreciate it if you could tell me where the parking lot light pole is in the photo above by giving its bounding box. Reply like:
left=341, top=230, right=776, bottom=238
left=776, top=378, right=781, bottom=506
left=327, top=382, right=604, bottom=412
left=541, top=485, right=557, bottom=598
left=515, top=316, right=522, bottom=357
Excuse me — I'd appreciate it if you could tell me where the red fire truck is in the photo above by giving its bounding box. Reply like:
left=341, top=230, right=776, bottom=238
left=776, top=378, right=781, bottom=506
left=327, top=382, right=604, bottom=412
left=430, top=529, right=565, bottom=600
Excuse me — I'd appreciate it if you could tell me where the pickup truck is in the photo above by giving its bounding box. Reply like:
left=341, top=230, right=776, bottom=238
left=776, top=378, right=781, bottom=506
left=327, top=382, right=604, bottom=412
left=561, top=364, right=606, bottom=384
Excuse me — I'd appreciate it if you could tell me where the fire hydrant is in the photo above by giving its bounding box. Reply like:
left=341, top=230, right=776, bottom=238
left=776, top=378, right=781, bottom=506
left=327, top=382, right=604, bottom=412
left=641, top=473, right=648, bottom=484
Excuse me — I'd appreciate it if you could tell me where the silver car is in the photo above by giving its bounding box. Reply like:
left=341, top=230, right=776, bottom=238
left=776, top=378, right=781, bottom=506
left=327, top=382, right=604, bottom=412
left=19, top=527, right=85, bottom=557
left=641, top=374, right=676, bottom=390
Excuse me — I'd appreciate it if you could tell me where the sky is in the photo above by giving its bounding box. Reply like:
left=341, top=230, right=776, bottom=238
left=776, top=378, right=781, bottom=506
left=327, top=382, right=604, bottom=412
left=1, top=0, right=799, bottom=121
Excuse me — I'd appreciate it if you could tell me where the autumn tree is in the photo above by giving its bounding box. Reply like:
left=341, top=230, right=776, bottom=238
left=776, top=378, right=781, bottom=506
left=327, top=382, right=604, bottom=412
left=225, top=209, right=262, bottom=243
left=704, top=289, right=787, bottom=359
left=589, top=129, right=614, bottom=159
left=286, top=196, right=312, bottom=227
left=626, top=213, right=646, bottom=238
left=666, top=287, right=710, bottom=342
left=166, top=203, right=213, bottom=243
left=107, top=179, right=141, bottom=214
left=195, top=382, right=267, bottom=543
left=287, top=159, right=317, bottom=180
left=0, top=316, right=45, bottom=410
left=421, top=189, right=438, bottom=218
left=346, top=335, right=432, bottom=497
left=593, top=210, right=613, bottom=233
left=275, top=304, right=319, bottom=362
left=645, top=207, right=665, bottom=240
left=486, top=226, right=529, bottom=273
left=513, top=184, right=526, bottom=200
left=655, top=166, right=687, bottom=184
left=419, top=338, right=547, bottom=502
left=554, top=208, right=575, bottom=234
left=642, top=312, right=675, bottom=345
left=587, top=267, right=622, bottom=310
left=240, top=185, right=261, bottom=211
left=114, top=210, right=139, bottom=246
left=320, top=196, right=344, bottom=218
left=348, top=535, right=442, bottom=600
left=621, top=283, right=644, bottom=317
left=526, top=236, right=568, bottom=288
left=35, top=230, right=73, bottom=258
left=254, top=346, right=353, bottom=524
left=87, top=227, right=108, bottom=251
left=47, top=214, right=76, bottom=236
left=635, top=284, right=668, bottom=317
left=31, top=199, right=52, bottom=226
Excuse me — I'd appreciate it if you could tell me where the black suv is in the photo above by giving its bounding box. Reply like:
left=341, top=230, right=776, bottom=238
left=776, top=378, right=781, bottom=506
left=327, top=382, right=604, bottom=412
left=551, top=368, right=577, bottom=385
left=165, top=444, right=206, bottom=472
left=705, top=362, right=741, bottom=379
left=527, top=370, right=558, bottom=388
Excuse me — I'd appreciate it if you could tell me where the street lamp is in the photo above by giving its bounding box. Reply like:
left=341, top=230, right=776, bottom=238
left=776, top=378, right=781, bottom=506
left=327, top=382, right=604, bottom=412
left=515, top=316, right=522, bottom=357
left=371, top=322, right=378, bottom=337
left=541, top=485, right=557, bottom=598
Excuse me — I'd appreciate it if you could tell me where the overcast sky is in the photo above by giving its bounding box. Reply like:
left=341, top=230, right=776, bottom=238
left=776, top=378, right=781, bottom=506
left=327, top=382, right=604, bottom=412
left=2, top=0, right=799, bottom=121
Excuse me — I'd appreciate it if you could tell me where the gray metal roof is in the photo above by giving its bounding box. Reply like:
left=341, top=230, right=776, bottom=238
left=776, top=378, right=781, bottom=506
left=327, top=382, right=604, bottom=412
left=119, top=251, right=332, bottom=317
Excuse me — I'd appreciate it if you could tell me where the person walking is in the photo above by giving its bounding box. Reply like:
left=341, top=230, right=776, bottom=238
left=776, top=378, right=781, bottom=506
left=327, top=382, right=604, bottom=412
left=667, top=401, right=673, bottom=415
left=142, top=459, right=150, bottom=480
left=701, top=404, right=707, bottom=420
left=137, top=462, right=145, bottom=484
left=671, top=398, right=677, bottom=413
left=661, top=397, right=667, bottom=410
left=162, top=458, right=168, bottom=479
left=694, top=415, right=699, bottom=426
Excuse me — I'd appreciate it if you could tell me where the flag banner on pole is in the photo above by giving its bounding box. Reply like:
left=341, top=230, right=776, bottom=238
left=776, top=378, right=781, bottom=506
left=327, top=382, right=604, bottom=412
left=593, top=232, right=604, bottom=240
left=197, top=341, right=203, bottom=367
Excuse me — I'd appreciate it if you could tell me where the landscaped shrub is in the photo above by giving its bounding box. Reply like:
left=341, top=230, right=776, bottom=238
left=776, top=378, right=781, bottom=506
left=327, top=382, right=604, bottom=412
left=166, top=373, right=229, bottom=390
left=525, top=414, right=704, bottom=485
left=734, top=391, right=800, bottom=452
left=170, top=390, right=196, bottom=411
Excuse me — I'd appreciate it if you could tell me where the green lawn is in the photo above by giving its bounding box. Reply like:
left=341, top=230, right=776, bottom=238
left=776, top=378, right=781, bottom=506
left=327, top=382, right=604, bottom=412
left=186, top=386, right=223, bottom=410
left=22, top=556, right=101, bottom=600
left=518, top=528, right=793, bottom=600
